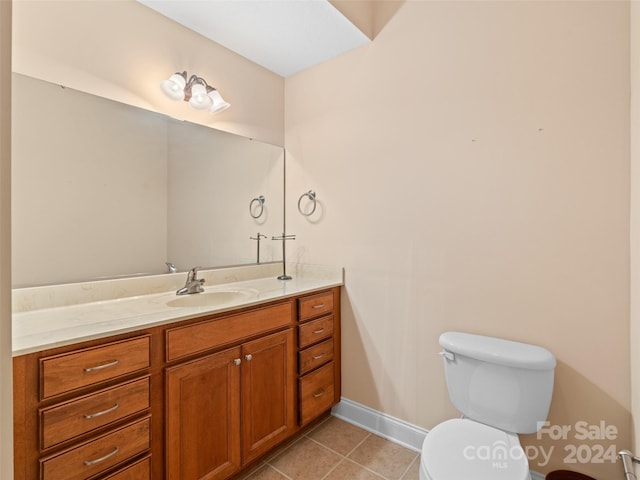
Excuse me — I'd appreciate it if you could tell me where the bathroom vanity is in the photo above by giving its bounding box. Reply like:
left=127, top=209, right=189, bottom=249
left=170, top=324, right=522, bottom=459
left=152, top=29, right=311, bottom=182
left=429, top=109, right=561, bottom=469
left=12, top=264, right=342, bottom=480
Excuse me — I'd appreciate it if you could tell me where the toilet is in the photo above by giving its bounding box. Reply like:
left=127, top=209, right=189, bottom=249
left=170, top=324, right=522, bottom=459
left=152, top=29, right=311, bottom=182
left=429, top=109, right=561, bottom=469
left=420, top=332, right=556, bottom=480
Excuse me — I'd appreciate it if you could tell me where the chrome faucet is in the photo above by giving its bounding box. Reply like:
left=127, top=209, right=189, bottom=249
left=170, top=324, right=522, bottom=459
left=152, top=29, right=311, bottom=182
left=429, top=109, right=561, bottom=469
left=176, top=266, right=205, bottom=295
left=165, top=262, right=177, bottom=273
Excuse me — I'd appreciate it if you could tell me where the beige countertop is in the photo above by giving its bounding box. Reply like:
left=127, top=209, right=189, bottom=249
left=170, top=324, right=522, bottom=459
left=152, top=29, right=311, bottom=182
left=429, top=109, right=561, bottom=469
left=12, top=263, right=343, bottom=356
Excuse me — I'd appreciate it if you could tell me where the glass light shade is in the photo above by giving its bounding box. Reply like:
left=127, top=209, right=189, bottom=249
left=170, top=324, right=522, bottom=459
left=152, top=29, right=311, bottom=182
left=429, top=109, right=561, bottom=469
left=188, top=83, right=213, bottom=110
left=208, top=90, right=231, bottom=114
left=160, top=73, right=186, bottom=101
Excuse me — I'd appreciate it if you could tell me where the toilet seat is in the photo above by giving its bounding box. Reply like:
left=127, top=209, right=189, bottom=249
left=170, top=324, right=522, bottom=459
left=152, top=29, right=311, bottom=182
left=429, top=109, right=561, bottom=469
left=420, top=418, right=531, bottom=480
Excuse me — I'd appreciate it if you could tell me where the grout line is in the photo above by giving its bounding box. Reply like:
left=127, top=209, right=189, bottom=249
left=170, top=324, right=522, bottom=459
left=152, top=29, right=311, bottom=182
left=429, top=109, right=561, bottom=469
left=239, top=461, right=266, bottom=480
left=305, top=430, right=372, bottom=460
left=302, top=415, right=331, bottom=438
left=307, top=432, right=395, bottom=480
left=264, top=421, right=419, bottom=480
left=344, top=432, right=372, bottom=458
left=264, top=463, right=294, bottom=480
left=344, top=457, right=390, bottom=480
left=319, top=457, right=346, bottom=480
left=264, top=433, right=306, bottom=464
left=398, top=455, right=419, bottom=480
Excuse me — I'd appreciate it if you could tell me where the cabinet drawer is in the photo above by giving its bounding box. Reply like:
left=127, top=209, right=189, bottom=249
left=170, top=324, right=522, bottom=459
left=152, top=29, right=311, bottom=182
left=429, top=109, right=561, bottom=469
left=298, top=292, right=334, bottom=322
left=40, top=336, right=151, bottom=400
left=41, top=376, right=150, bottom=449
left=298, top=315, right=333, bottom=349
left=40, top=415, right=151, bottom=480
left=101, top=455, right=151, bottom=480
left=299, top=362, right=335, bottom=425
left=299, top=339, right=334, bottom=375
left=166, top=302, right=292, bottom=361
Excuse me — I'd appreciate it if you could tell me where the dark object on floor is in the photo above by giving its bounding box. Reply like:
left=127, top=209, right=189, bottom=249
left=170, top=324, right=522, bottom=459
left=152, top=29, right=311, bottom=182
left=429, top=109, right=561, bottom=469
left=545, top=470, right=596, bottom=480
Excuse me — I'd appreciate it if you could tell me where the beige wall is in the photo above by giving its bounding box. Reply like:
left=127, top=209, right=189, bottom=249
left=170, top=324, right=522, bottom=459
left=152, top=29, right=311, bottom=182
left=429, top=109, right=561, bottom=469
left=1, top=0, right=12, bottom=477
left=285, top=1, right=630, bottom=477
left=631, top=0, right=640, bottom=467
left=12, top=74, right=169, bottom=286
left=167, top=124, right=284, bottom=269
left=12, top=0, right=284, bottom=145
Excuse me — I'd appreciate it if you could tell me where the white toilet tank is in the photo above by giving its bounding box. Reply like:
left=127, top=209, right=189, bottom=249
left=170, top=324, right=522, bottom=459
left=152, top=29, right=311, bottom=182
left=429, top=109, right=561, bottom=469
left=439, top=332, right=556, bottom=434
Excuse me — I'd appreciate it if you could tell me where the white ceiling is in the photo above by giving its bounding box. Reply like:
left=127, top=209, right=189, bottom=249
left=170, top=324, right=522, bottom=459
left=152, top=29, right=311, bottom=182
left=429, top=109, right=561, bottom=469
left=137, top=0, right=371, bottom=77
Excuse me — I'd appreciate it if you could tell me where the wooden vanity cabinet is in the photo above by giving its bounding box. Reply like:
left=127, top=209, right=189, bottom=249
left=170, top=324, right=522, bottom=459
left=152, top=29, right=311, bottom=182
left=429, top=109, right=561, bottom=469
left=164, top=302, right=296, bottom=480
left=296, top=289, right=341, bottom=426
left=14, top=287, right=341, bottom=480
left=165, top=346, right=241, bottom=480
left=13, top=335, right=153, bottom=480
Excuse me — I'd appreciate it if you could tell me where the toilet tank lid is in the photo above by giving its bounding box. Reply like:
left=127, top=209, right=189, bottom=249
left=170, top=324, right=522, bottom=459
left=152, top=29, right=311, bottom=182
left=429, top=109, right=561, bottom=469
left=439, top=332, right=556, bottom=370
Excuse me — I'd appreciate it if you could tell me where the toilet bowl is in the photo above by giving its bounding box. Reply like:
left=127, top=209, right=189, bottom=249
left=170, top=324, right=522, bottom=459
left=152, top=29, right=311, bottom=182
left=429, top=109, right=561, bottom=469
left=419, top=419, right=531, bottom=480
left=421, top=332, right=556, bottom=480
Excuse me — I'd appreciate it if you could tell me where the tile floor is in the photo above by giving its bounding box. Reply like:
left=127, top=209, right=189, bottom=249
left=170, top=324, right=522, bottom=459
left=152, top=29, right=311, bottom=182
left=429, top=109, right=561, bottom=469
left=236, top=416, right=420, bottom=480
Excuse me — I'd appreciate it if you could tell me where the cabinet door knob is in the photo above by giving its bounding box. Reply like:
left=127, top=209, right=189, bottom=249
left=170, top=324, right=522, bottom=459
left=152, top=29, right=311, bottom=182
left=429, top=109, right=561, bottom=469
left=245, top=354, right=253, bottom=361
left=233, top=358, right=242, bottom=366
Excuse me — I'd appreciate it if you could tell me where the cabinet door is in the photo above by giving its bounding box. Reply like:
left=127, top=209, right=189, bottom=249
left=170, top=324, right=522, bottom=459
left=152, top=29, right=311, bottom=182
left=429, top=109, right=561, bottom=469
left=241, top=329, right=295, bottom=464
left=165, top=347, right=241, bottom=480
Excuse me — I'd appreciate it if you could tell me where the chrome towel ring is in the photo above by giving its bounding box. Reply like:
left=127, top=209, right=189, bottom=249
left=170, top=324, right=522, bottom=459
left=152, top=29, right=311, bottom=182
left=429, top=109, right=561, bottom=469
left=249, top=195, right=265, bottom=219
left=297, top=190, right=317, bottom=216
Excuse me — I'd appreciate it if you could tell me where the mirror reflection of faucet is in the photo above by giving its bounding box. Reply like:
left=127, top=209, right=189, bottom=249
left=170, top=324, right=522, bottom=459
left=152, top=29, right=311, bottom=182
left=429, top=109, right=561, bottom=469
left=176, top=266, right=205, bottom=295
left=250, top=233, right=268, bottom=263
left=165, top=262, right=177, bottom=273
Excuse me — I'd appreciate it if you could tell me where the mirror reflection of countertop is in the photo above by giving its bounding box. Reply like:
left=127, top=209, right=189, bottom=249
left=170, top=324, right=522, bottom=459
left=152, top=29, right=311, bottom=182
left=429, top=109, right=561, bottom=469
left=12, top=263, right=343, bottom=356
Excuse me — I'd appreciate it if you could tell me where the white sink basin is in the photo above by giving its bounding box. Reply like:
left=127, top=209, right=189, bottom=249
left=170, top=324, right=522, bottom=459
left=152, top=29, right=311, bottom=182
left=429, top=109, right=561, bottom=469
left=166, top=289, right=256, bottom=308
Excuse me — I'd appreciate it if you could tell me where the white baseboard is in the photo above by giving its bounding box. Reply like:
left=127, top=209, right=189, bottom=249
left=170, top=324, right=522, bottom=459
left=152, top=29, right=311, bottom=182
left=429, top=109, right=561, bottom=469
left=331, top=397, right=547, bottom=480
left=331, top=397, right=429, bottom=452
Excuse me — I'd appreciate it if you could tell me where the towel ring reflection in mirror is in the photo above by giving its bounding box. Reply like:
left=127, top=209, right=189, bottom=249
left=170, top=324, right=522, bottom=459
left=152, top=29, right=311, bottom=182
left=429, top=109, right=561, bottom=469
left=250, top=195, right=265, bottom=219
left=298, top=190, right=317, bottom=217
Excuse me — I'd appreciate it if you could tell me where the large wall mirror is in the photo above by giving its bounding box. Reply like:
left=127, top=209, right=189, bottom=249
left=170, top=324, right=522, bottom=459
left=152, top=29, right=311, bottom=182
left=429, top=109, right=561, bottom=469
left=12, top=73, right=284, bottom=288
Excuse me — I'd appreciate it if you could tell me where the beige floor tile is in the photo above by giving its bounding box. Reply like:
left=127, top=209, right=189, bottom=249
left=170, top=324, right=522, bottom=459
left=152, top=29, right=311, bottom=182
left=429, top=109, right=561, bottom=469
left=231, top=461, right=266, bottom=480
left=262, top=435, right=305, bottom=463
left=348, top=435, right=418, bottom=480
left=307, top=417, right=370, bottom=456
left=400, top=456, right=421, bottom=480
left=323, top=459, right=386, bottom=480
left=243, top=464, right=291, bottom=480
left=269, top=437, right=342, bottom=480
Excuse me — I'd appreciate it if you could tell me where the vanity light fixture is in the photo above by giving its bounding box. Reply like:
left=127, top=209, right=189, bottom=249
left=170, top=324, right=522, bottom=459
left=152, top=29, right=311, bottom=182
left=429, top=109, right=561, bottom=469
left=160, top=71, right=230, bottom=114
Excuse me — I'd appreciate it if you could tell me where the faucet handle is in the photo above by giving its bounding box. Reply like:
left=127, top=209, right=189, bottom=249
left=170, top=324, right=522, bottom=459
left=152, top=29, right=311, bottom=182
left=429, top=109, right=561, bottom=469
left=188, top=266, right=201, bottom=280
left=165, top=262, right=177, bottom=273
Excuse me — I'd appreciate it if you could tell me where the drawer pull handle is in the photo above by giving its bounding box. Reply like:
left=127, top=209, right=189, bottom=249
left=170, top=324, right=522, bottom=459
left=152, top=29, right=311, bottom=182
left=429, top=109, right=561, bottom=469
left=313, top=388, right=326, bottom=398
left=245, top=354, right=253, bottom=361
left=312, top=353, right=325, bottom=360
left=234, top=358, right=242, bottom=366
left=84, top=360, right=119, bottom=373
left=312, top=328, right=325, bottom=334
left=312, top=304, right=325, bottom=309
left=84, top=403, right=120, bottom=419
left=84, top=446, right=119, bottom=466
